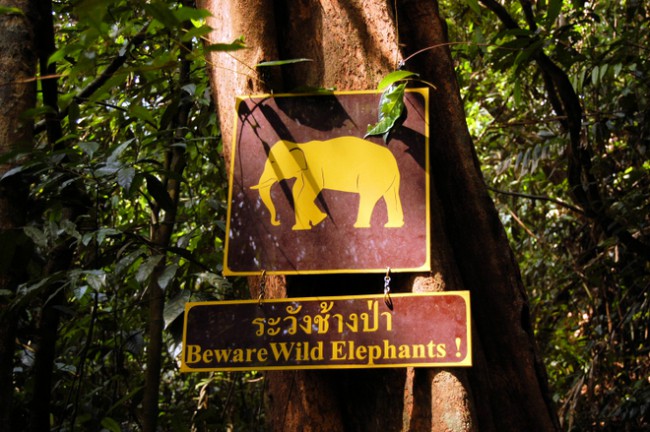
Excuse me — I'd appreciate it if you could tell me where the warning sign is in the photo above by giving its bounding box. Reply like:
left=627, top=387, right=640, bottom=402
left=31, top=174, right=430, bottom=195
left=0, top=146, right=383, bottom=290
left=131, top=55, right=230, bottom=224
left=181, top=292, right=471, bottom=371
left=224, top=89, right=430, bottom=275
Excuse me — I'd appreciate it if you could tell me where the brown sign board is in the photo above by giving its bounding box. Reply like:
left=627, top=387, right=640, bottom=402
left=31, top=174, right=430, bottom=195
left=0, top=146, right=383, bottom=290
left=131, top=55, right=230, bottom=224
left=223, top=89, right=430, bottom=275
left=181, top=292, right=471, bottom=372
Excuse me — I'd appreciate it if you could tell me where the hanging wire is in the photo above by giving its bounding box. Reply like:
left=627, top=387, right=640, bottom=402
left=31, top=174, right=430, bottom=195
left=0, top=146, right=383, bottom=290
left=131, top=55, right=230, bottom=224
left=258, top=270, right=266, bottom=307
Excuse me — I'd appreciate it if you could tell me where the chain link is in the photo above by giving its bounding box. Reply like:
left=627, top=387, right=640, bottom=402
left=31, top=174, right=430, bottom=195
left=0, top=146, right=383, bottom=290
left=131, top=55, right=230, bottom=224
left=383, top=267, right=392, bottom=307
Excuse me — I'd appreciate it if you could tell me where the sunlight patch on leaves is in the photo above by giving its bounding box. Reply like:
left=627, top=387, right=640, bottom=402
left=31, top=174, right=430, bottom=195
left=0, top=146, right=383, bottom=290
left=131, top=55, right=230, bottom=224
left=365, top=82, right=406, bottom=139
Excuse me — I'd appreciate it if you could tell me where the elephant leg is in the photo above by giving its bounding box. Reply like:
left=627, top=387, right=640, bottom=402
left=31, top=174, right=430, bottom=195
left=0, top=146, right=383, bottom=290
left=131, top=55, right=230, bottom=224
left=383, top=181, right=404, bottom=228
left=292, top=176, right=327, bottom=230
left=354, top=193, right=381, bottom=228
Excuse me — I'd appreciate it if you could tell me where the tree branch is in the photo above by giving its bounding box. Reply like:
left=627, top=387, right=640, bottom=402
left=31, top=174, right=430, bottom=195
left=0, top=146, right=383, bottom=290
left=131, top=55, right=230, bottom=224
left=487, top=186, right=585, bottom=215
left=33, top=22, right=149, bottom=136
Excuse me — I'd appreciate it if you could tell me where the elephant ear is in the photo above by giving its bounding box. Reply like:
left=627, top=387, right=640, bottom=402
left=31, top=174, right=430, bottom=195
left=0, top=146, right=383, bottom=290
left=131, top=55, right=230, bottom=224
left=289, top=147, right=308, bottom=170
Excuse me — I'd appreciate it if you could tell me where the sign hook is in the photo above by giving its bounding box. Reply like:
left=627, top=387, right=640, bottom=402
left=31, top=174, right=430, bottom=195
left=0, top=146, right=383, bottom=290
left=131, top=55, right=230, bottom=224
left=384, top=267, right=393, bottom=309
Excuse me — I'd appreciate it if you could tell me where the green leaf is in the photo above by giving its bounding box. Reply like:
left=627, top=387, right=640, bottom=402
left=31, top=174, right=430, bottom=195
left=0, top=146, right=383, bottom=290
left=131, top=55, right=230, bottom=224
left=128, top=105, right=157, bottom=128
left=108, top=139, right=135, bottom=163
left=144, top=2, right=180, bottom=28
left=95, top=161, right=122, bottom=177
left=96, top=228, right=120, bottom=245
left=68, top=100, right=80, bottom=127
left=513, top=38, right=545, bottom=70
left=205, top=36, right=246, bottom=52
left=60, top=219, right=81, bottom=240
left=75, top=0, right=109, bottom=33
left=377, top=70, right=418, bottom=90
left=86, top=270, right=106, bottom=291
left=365, top=82, right=406, bottom=138
left=24, top=226, right=48, bottom=249
left=157, top=263, right=178, bottom=291
left=195, top=271, right=231, bottom=290
left=174, top=6, right=211, bottom=23
left=163, top=290, right=191, bottom=329
left=465, top=0, right=482, bottom=16
left=0, top=165, right=25, bottom=181
left=136, top=254, right=164, bottom=284
left=592, top=65, right=600, bottom=85
left=117, top=167, right=136, bottom=191
left=78, top=142, right=100, bottom=158
left=81, top=232, right=94, bottom=246
left=0, top=6, right=24, bottom=15
left=115, top=250, right=145, bottom=277
left=124, top=331, right=144, bottom=355
left=181, top=25, right=212, bottom=42
left=546, top=0, right=563, bottom=28
left=256, top=58, right=313, bottom=67
left=47, top=47, right=67, bottom=66
left=145, top=174, right=175, bottom=212
left=100, top=417, right=121, bottom=432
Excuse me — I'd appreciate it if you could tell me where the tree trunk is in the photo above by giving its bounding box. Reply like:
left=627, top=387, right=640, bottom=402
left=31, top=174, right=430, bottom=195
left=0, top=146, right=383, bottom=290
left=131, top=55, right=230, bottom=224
left=141, top=19, right=191, bottom=432
left=200, top=0, right=560, bottom=430
left=0, top=1, right=36, bottom=430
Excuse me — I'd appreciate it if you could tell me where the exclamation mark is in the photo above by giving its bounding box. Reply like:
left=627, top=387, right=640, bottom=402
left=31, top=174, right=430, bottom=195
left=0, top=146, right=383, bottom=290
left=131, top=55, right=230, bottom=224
left=455, top=338, right=462, bottom=358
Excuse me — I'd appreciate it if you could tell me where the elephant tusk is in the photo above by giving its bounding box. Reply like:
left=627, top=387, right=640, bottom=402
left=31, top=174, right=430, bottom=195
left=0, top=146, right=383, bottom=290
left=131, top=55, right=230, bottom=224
left=250, top=179, right=276, bottom=190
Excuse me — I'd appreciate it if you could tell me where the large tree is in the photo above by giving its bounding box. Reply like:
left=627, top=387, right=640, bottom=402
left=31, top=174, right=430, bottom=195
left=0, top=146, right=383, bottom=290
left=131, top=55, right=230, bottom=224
left=0, top=1, right=36, bottom=429
left=200, top=0, right=559, bottom=430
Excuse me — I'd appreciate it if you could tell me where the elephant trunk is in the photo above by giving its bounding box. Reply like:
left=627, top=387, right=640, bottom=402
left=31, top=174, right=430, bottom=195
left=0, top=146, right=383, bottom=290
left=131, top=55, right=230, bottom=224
left=251, top=182, right=280, bottom=226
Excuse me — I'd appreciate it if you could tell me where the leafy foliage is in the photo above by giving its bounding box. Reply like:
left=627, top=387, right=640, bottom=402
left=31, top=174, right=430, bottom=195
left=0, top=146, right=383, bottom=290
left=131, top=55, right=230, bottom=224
left=365, top=82, right=408, bottom=139
left=2, top=0, right=648, bottom=431
left=447, top=0, right=650, bottom=429
left=1, top=1, right=261, bottom=430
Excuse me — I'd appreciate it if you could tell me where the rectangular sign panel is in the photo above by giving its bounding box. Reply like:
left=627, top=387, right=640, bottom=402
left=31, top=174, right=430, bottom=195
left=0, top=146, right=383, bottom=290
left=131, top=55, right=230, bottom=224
left=181, top=292, right=471, bottom=372
left=224, top=89, right=430, bottom=275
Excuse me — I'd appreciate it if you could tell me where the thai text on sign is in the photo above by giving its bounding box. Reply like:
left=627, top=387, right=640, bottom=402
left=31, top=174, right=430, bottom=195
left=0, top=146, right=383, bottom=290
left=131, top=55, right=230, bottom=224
left=181, top=292, right=471, bottom=371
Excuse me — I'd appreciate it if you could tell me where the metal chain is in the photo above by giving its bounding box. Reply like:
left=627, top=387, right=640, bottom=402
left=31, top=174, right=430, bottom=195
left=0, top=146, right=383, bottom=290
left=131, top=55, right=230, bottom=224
left=383, top=267, right=392, bottom=307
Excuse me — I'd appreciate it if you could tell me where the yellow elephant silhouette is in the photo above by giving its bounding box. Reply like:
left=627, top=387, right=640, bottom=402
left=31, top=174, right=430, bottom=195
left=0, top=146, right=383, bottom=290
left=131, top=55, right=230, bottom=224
left=250, top=136, right=404, bottom=230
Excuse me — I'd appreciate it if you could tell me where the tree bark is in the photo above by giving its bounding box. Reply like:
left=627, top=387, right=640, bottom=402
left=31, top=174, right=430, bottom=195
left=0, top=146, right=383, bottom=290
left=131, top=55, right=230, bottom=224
left=200, top=0, right=559, bottom=430
left=0, top=1, right=36, bottom=430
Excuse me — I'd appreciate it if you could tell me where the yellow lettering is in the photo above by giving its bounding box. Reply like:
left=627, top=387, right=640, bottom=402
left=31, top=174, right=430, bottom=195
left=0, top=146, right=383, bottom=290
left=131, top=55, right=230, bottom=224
left=427, top=341, right=436, bottom=358
left=437, top=344, right=446, bottom=358
left=186, top=345, right=202, bottom=364
left=257, top=348, right=268, bottom=362
left=398, top=345, right=411, bottom=359
left=356, top=344, right=367, bottom=361
left=202, top=349, right=213, bottom=363
left=412, top=344, right=425, bottom=359
left=212, top=348, right=231, bottom=362
left=311, top=342, right=324, bottom=360
left=383, top=340, right=397, bottom=359
left=270, top=342, right=295, bottom=361
left=368, top=345, right=381, bottom=365
left=232, top=349, right=244, bottom=362
left=331, top=341, right=346, bottom=360
left=246, top=348, right=256, bottom=362
left=296, top=342, right=307, bottom=361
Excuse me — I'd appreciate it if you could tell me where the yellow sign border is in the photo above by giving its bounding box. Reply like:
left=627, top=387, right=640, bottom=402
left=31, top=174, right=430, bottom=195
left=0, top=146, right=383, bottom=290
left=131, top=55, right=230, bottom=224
left=223, top=89, right=431, bottom=276
left=180, top=291, right=470, bottom=372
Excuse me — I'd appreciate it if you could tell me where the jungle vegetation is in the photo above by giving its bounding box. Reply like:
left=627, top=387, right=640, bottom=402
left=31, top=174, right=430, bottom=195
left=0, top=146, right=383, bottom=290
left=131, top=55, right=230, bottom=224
left=0, top=0, right=647, bottom=430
